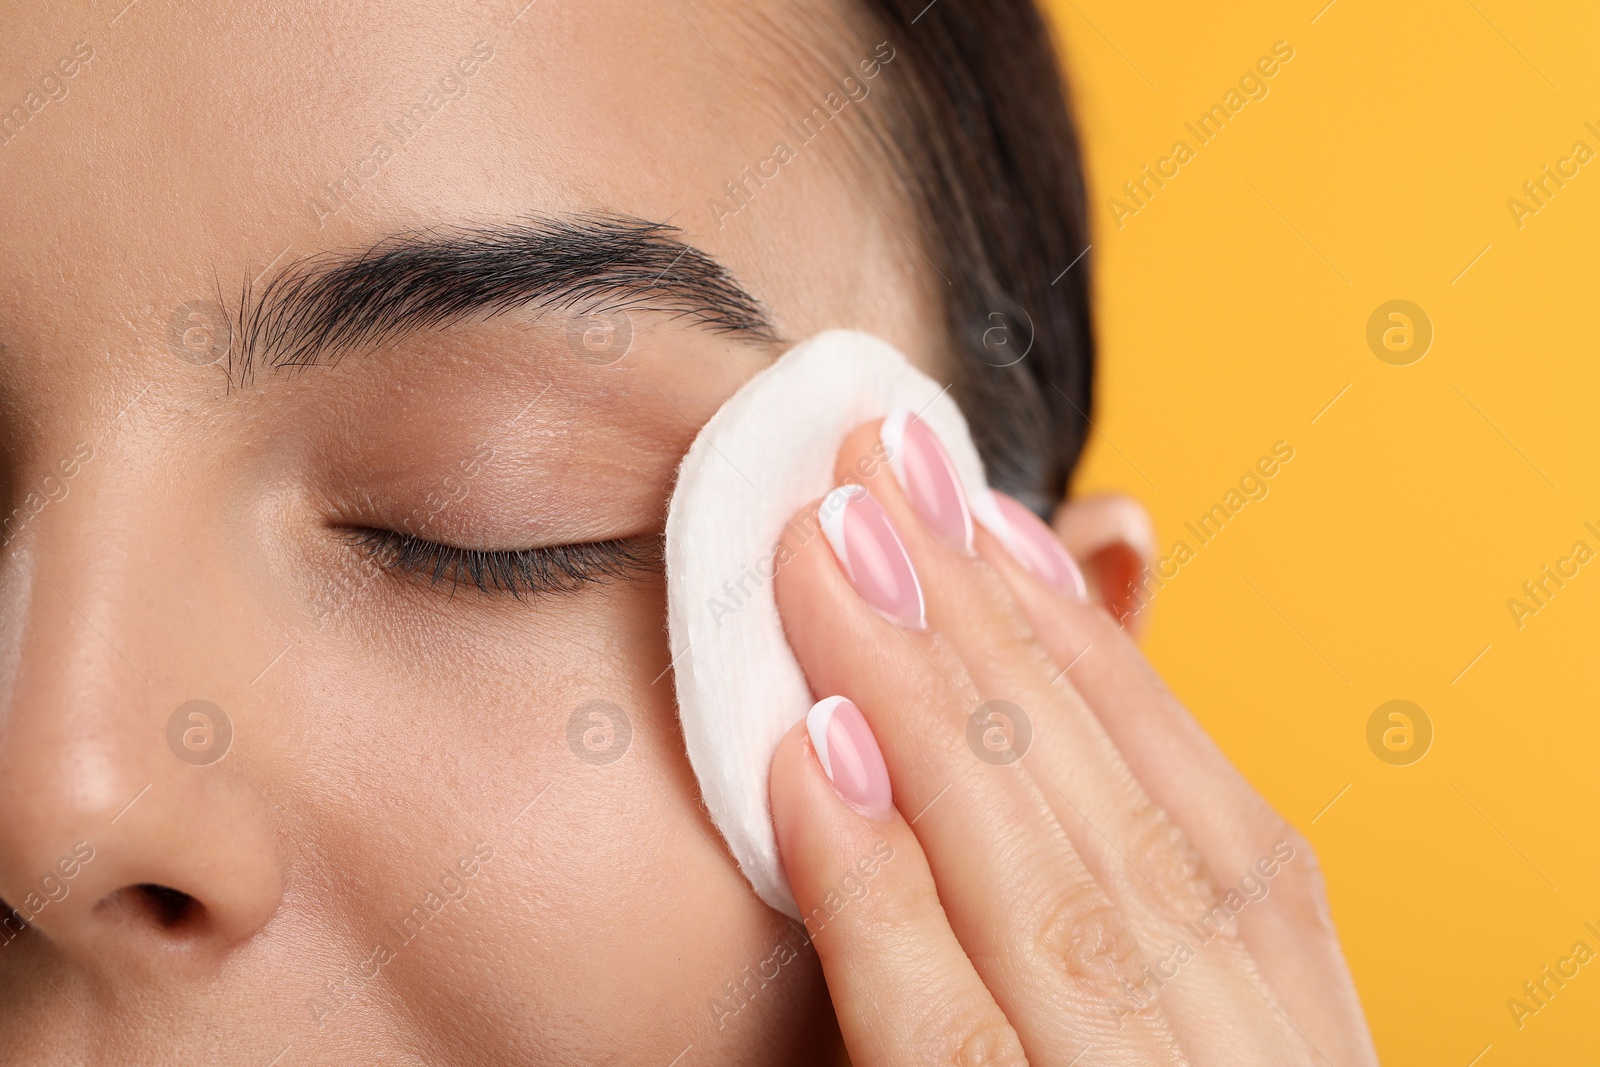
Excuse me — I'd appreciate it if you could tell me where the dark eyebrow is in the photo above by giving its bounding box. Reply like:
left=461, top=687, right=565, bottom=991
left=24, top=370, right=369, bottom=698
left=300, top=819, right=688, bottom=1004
left=231, top=214, right=778, bottom=379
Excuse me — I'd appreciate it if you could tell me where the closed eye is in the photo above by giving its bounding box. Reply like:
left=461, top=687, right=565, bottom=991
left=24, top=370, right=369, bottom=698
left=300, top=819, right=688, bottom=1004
left=340, top=528, right=662, bottom=598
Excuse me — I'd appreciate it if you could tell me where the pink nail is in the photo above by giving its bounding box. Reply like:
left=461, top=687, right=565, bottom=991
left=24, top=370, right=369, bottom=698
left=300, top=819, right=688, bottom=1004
left=807, top=696, right=893, bottom=822
left=988, top=491, right=1088, bottom=602
left=820, top=485, right=927, bottom=630
left=882, top=408, right=975, bottom=554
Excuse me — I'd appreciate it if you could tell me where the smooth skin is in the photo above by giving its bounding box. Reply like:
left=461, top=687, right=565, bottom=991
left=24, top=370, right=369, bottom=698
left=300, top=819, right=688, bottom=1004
left=770, top=421, right=1378, bottom=1065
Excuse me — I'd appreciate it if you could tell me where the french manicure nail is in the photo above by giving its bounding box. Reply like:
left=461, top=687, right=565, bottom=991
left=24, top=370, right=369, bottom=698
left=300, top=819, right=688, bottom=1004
left=988, top=491, right=1088, bottom=602
left=820, top=484, right=928, bottom=629
left=807, top=696, right=894, bottom=822
left=881, top=408, right=975, bottom=554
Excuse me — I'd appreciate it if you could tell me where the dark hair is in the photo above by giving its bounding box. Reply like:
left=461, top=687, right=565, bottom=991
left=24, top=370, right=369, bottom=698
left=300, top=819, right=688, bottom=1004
left=856, top=0, right=1094, bottom=516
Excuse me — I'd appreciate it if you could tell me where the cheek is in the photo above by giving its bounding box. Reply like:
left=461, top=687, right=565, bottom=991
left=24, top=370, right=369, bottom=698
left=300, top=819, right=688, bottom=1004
left=267, top=576, right=830, bottom=1054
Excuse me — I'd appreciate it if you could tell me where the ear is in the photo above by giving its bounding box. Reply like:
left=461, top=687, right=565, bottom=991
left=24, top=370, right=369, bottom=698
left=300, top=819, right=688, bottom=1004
left=1049, top=493, right=1156, bottom=636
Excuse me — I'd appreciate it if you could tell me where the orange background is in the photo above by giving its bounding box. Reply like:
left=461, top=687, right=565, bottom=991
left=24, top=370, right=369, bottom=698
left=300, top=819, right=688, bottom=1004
left=1043, top=0, right=1600, bottom=1061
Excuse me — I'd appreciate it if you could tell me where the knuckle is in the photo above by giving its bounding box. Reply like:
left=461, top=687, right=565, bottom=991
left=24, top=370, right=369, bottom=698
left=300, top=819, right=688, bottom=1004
left=966, top=553, right=1033, bottom=621
left=1123, top=800, right=1219, bottom=922
left=864, top=865, right=942, bottom=932
left=885, top=633, right=982, bottom=749
left=964, top=557, right=1065, bottom=670
left=914, top=633, right=982, bottom=708
left=931, top=553, right=1060, bottom=680
left=1031, top=879, right=1145, bottom=1001
left=921, top=998, right=1028, bottom=1067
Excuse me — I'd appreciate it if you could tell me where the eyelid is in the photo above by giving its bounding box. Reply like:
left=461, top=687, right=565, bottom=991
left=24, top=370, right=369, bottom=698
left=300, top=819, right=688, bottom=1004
left=341, top=527, right=662, bottom=598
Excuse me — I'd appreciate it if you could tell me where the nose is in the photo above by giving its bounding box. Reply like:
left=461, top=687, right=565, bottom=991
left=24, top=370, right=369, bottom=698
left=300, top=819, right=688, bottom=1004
left=0, top=475, right=283, bottom=968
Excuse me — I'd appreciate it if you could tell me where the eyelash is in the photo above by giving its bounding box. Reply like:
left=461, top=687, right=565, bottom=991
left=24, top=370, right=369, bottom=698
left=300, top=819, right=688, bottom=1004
left=341, top=527, right=662, bottom=599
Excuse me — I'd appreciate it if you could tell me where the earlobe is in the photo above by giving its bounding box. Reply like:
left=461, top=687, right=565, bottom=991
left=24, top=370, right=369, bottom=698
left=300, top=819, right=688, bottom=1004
left=1049, top=493, right=1157, bottom=635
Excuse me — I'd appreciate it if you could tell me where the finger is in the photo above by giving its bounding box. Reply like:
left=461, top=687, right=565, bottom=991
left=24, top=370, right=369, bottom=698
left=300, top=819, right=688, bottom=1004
left=769, top=705, right=1027, bottom=1067
left=976, top=502, right=1375, bottom=1064
left=848, top=419, right=1317, bottom=1060
left=774, top=489, right=1182, bottom=1063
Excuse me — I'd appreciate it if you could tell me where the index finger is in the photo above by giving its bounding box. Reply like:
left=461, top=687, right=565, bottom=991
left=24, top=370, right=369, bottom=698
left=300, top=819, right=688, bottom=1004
left=769, top=706, right=1028, bottom=1067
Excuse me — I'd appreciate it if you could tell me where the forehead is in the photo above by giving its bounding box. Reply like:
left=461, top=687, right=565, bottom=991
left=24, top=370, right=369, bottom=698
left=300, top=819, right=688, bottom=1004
left=0, top=0, right=932, bottom=386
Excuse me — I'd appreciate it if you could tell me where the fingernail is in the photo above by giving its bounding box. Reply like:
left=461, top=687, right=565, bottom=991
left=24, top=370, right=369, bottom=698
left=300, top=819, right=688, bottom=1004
left=987, top=491, right=1088, bottom=602
left=881, top=408, right=975, bottom=554
left=807, top=696, right=893, bottom=822
left=820, top=484, right=927, bottom=629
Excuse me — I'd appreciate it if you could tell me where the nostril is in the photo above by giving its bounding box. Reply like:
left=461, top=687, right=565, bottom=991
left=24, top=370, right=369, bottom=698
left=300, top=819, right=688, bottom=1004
left=95, top=884, right=207, bottom=932
left=138, top=884, right=202, bottom=929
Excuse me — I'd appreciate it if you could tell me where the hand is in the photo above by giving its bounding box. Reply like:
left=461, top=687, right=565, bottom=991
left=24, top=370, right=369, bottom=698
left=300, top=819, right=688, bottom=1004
left=768, top=415, right=1376, bottom=1066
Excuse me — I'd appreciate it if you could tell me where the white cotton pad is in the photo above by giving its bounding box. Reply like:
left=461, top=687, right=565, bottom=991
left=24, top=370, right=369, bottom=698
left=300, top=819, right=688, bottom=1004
left=665, top=329, right=1000, bottom=918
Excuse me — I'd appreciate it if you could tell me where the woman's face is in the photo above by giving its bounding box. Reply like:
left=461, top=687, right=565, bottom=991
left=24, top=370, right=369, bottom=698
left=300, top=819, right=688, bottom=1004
left=0, top=2, right=941, bottom=1061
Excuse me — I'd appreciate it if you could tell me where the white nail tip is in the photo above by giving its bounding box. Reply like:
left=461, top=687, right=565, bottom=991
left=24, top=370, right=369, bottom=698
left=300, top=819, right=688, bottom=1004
left=880, top=407, right=911, bottom=488
left=807, top=696, right=848, bottom=781
left=975, top=488, right=1019, bottom=554
left=819, top=484, right=865, bottom=576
